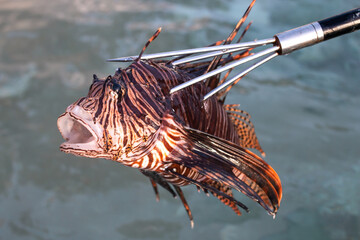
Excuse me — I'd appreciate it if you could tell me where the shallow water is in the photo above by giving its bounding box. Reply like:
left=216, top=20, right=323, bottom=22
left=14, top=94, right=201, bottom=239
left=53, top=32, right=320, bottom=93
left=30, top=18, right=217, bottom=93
left=0, top=0, right=359, bottom=239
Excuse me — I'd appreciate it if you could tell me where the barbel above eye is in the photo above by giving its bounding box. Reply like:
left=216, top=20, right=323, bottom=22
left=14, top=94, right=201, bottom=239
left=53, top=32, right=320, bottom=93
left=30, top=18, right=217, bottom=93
left=93, top=74, right=99, bottom=82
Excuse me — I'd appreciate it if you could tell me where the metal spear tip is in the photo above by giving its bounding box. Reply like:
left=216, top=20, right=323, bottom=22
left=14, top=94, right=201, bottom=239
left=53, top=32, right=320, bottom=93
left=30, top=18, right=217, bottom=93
left=106, top=57, right=137, bottom=62
left=106, top=38, right=277, bottom=63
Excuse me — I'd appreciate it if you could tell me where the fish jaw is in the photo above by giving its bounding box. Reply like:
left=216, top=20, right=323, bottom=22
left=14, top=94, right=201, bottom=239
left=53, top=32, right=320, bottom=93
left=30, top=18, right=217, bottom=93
left=57, top=105, right=105, bottom=158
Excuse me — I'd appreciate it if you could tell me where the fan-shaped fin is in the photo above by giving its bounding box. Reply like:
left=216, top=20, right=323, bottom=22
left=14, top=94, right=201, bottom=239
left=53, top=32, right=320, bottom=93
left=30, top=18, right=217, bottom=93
left=225, top=104, right=265, bottom=156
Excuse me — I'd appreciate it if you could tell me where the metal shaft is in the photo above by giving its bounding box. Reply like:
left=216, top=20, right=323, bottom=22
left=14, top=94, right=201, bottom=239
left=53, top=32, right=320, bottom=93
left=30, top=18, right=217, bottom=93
left=170, top=46, right=279, bottom=94
left=275, top=22, right=324, bottom=55
left=203, top=52, right=278, bottom=100
left=275, top=8, right=360, bottom=55
left=107, top=38, right=275, bottom=62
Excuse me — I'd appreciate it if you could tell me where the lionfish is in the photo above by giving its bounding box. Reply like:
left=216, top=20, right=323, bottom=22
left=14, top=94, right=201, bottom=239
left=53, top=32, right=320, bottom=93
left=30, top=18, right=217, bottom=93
left=57, top=0, right=282, bottom=227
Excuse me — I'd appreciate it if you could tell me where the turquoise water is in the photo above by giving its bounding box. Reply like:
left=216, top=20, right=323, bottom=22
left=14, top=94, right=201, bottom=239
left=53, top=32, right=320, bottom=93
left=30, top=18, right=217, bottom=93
left=0, top=0, right=359, bottom=239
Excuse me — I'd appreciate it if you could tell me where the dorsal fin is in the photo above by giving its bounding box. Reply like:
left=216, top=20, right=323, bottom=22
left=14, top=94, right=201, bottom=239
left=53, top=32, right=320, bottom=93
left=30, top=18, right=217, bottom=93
left=216, top=21, right=253, bottom=102
left=205, top=0, right=256, bottom=90
left=137, top=27, right=162, bottom=61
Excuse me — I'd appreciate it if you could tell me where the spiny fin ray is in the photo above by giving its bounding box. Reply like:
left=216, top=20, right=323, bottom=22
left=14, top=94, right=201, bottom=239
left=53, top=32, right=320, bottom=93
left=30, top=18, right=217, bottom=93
left=225, top=104, right=265, bottom=156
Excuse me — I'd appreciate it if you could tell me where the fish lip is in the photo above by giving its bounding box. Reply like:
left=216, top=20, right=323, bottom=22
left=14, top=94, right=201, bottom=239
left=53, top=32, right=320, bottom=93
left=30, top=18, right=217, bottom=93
left=57, top=111, right=100, bottom=153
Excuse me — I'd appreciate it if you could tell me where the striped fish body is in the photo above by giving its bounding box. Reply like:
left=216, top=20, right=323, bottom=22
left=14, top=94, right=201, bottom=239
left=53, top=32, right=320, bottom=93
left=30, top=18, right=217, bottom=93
left=111, top=60, right=240, bottom=185
left=58, top=58, right=282, bottom=221
left=57, top=0, right=281, bottom=224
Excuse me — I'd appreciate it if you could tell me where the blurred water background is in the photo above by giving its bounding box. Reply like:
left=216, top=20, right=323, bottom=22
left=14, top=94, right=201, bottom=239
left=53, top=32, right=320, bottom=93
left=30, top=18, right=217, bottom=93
left=0, top=0, right=359, bottom=239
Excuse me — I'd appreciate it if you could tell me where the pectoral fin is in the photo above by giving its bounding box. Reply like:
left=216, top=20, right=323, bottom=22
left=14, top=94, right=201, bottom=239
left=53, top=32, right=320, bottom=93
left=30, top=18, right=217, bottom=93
left=161, top=113, right=282, bottom=216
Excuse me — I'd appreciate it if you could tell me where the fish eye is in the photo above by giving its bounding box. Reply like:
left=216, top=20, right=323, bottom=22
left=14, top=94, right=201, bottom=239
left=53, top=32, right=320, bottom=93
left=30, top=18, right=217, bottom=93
left=108, top=77, right=127, bottom=99
left=111, top=81, right=122, bottom=94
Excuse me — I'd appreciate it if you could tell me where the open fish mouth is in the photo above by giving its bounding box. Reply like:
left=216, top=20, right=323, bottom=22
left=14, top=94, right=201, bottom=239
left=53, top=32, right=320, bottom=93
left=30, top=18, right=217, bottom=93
left=57, top=108, right=101, bottom=154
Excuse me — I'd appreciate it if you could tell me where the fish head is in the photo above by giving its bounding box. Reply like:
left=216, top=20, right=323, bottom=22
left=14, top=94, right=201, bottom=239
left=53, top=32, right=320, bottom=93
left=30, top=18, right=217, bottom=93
left=57, top=74, right=130, bottom=159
